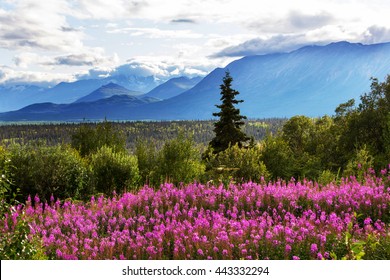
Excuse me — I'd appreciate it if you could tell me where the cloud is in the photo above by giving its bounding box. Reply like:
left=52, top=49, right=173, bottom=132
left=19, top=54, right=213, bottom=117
left=247, top=10, right=335, bottom=34
left=171, top=18, right=197, bottom=24
left=70, top=0, right=148, bottom=20
left=13, top=50, right=119, bottom=69
left=287, top=10, right=334, bottom=30
left=107, top=27, right=203, bottom=39
left=46, top=52, right=119, bottom=67
left=0, top=0, right=83, bottom=52
left=77, top=57, right=209, bottom=82
left=362, top=26, right=390, bottom=44
left=210, top=34, right=329, bottom=57
left=211, top=23, right=390, bottom=59
left=13, top=53, right=48, bottom=68
left=0, top=65, right=73, bottom=86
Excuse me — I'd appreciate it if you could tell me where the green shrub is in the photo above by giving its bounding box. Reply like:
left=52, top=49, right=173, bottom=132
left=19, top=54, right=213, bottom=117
left=71, top=121, right=126, bottom=157
left=8, top=144, right=90, bottom=201
left=135, top=139, right=159, bottom=186
left=0, top=209, right=47, bottom=260
left=90, top=146, right=140, bottom=195
left=261, top=135, right=294, bottom=179
left=0, top=146, right=12, bottom=201
left=205, top=144, right=269, bottom=183
left=1, top=146, right=47, bottom=260
left=156, top=133, right=205, bottom=185
left=343, top=145, right=374, bottom=181
left=317, top=169, right=339, bottom=186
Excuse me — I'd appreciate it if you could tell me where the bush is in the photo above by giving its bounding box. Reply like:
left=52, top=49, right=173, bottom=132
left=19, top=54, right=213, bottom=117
left=71, top=121, right=126, bottom=157
left=156, top=133, right=205, bottom=185
left=0, top=209, right=47, bottom=260
left=135, top=140, right=159, bottom=186
left=343, top=145, right=374, bottom=181
left=0, top=146, right=12, bottom=201
left=261, top=135, right=294, bottom=179
left=8, top=144, right=90, bottom=201
left=205, top=144, right=269, bottom=183
left=1, top=146, right=47, bottom=260
left=90, top=146, right=140, bottom=195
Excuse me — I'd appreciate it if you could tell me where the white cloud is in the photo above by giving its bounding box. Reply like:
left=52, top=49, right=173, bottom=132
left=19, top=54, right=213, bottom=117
left=210, top=34, right=321, bottom=57
left=47, top=52, right=119, bottom=67
left=69, top=0, right=148, bottom=20
left=113, top=57, right=210, bottom=79
left=77, top=56, right=210, bottom=82
left=0, top=65, right=74, bottom=86
left=0, top=0, right=83, bottom=52
left=107, top=27, right=204, bottom=39
left=362, top=26, right=390, bottom=44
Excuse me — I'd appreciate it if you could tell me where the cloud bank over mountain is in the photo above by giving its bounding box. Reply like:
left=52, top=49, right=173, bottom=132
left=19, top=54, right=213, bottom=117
left=0, top=0, right=390, bottom=86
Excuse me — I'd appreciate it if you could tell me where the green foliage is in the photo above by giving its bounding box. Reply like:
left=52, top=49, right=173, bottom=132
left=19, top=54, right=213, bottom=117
left=343, top=145, right=374, bottom=181
left=136, top=134, right=205, bottom=186
left=157, top=133, right=205, bottom=185
left=1, top=148, right=47, bottom=260
left=8, top=143, right=90, bottom=201
left=135, top=139, right=159, bottom=186
left=282, top=115, right=314, bottom=155
left=71, top=120, right=126, bottom=157
left=317, top=169, right=339, bottom=186
left=336, top=76, right=390, bottom=169
left=364, top=234, right=390, bottom=260
left=0, top=209, right=47, bottom=260
left=0, top=119, right=285, bottom=152
left=90, top=146, right=140, bottom=195
left=0, top=146, right=12, bottom=201
left=209, top=71, right=250, bottom=154
left=205, top=144, right=269, bottom=183
left=382, top=113, right=390, bottom=158
left=261, top=134, right=294, bottom=179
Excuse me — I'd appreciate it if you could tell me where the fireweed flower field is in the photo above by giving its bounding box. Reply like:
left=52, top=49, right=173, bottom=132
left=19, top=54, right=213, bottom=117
left=1, top=174, right=390, bottom=260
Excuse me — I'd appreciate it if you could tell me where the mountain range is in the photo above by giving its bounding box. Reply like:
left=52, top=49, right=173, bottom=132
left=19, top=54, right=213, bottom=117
left=1, top=41, right=390, bottom=121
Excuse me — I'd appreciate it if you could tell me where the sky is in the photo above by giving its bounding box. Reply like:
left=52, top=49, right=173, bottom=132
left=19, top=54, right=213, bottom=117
left=1, top=0, right=390, bottom=86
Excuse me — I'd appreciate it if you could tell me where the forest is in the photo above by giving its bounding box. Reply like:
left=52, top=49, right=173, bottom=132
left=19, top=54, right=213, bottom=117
left=1, top=74, right=390, bottom=260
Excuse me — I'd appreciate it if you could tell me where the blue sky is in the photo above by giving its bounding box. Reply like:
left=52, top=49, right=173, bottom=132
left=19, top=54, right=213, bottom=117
left=1, top=0, right=390, bottom=86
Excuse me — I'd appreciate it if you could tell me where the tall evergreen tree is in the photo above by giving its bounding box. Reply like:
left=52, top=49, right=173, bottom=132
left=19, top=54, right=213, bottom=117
left=209, top=71, right=250, bottom=154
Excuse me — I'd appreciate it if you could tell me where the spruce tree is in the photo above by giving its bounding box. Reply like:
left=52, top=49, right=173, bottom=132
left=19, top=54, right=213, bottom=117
left=209, top=71, right=250, bottom=154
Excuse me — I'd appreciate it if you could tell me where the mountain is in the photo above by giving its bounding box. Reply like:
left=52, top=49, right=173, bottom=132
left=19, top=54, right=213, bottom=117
left=124, top=41, right=390, bottom=120
left=0, top=74, right=162, bottom=112
left=0, top=95, right=160, bottom=121
left=35, top=75, right=160, bottom=104
left=74, top=83, right=143, bottom=103
left=2, top=42, right=390, bottom=121
left=145, top=76, right=202, bottom=100
left=0, top=85, right=45, bottom=112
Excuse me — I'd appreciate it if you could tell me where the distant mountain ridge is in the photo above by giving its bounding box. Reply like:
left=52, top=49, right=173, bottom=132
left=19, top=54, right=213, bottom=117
left=145, top=76, right=203, bottom=100
left=0, top=94, right=160, bottom=121
left=74, top=83, right=143, bottom=103
left=1, top=41, right=390, bottom=121
left=0, top=74, right=164, bottom=112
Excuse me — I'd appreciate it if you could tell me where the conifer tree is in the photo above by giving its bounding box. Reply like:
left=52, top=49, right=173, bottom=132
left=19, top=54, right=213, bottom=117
left=209, top=71, right=250, bottom=154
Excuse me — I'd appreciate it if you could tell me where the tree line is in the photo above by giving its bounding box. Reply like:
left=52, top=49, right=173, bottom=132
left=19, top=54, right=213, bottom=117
left=0, top=119, right=284, bottom=149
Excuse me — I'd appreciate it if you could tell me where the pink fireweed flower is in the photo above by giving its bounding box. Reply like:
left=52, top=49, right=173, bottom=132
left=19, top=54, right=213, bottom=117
left=364, top=217, right=372, bottom=226
left=310, top=243, right=318, bottom=253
